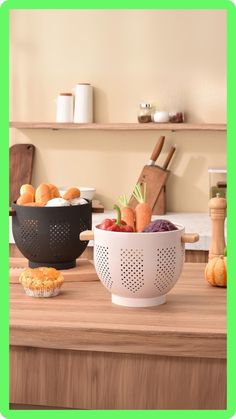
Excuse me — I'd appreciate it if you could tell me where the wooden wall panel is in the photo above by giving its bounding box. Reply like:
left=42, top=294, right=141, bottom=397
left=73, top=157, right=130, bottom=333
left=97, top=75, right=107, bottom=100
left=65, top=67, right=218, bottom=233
left=10, top=346, right=226, bottom=410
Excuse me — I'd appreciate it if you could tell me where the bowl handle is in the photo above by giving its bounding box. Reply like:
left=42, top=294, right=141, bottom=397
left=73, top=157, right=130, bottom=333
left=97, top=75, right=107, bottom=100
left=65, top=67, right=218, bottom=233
left=80, top=230, right=94, bottom=241
left=9, top=207, right=16, bottom=216
left=181, top=233, right=199, bottom=243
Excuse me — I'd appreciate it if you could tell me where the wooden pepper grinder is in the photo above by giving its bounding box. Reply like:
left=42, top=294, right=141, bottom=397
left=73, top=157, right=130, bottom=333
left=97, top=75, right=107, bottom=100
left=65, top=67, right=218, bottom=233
left=208, top=193, right=227, bottom=260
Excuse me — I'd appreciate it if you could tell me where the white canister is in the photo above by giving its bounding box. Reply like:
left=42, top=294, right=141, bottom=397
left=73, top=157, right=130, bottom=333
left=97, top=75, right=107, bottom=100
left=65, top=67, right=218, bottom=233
left=153, top=111, right=170, bottom=123
left=56, top=93, right=74, bottom=123
left=74, top=83, right=93, bottom=123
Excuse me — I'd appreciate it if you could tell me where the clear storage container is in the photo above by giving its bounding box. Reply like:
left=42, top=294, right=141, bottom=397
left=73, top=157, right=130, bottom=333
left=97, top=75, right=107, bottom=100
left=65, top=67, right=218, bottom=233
left=208, top=168, right=227, bottom=199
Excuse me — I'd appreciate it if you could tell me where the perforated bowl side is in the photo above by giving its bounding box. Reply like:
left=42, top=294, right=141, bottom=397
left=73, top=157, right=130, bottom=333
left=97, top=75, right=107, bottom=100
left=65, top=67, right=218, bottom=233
left=94, top=225, right=185, bottom=305
left=12, top=202, right=92, bottom=269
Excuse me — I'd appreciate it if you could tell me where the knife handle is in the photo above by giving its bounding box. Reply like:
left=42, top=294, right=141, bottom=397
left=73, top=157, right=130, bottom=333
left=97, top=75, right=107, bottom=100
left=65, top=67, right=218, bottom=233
left=149, top=136, right=165, bottom=163
left=162, top=146, right=176, bottom=171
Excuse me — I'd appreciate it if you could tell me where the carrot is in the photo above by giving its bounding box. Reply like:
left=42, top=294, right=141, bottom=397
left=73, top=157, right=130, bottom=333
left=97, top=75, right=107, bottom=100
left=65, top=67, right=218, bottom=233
left=132, top=183, right=152, bottom=232
left=119, top=194, right=135, bottom=230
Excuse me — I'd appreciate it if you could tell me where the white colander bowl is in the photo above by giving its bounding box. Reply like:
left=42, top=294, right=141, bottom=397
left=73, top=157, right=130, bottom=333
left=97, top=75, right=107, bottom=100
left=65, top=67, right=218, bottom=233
left=59, top=187, right=96, bottom=201
left=80, top=225, right=199, bottom=307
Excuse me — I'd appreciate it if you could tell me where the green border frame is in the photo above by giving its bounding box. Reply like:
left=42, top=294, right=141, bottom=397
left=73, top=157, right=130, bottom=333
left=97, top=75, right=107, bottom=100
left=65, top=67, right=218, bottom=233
left=0, top=1, right=235, bottom=418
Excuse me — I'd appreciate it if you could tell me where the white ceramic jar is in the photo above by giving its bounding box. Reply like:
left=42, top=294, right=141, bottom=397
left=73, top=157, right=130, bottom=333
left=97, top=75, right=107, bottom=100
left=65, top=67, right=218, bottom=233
left=56, top=93, right=74, bottom=123
left=73, top=83, right=93, bottom=123
left=153, top=110, right=169, bottom=123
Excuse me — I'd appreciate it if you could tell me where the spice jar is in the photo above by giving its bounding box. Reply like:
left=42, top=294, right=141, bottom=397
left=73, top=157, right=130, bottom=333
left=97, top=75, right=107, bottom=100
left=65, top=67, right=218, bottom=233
left=169, top=111, right=184, bottom=123
left=137, top=103, right=153, bottom=123
left=153, top=110, right=169, bottom=123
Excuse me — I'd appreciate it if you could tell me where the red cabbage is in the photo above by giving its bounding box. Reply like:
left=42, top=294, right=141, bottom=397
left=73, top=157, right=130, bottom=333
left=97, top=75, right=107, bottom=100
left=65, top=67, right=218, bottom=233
left=143, top=219, right=178, bottom=232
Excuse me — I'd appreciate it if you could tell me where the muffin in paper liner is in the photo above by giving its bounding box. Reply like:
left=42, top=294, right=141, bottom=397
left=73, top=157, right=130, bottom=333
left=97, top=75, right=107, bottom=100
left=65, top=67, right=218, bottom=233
left=19, top=267, right=64, bottom=298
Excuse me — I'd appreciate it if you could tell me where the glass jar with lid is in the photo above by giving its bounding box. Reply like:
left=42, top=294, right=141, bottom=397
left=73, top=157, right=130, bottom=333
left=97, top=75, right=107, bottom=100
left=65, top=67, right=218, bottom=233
left=137, top=103, right=153, bottom=123
left=169, top=110, right=184, bottom=123
left=208, top=168, right=227, bottom=199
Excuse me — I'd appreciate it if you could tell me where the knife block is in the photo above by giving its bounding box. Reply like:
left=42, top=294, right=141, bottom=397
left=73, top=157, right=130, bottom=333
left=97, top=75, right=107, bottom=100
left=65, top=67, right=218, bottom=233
left=152, top=186, right=166, bottom=215
left=129, top=165, right=170, bottom=215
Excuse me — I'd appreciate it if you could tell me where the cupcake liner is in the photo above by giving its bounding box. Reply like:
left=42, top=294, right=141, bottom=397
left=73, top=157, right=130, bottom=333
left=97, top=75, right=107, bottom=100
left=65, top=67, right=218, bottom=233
left=23, top=286, right=61, bottom=298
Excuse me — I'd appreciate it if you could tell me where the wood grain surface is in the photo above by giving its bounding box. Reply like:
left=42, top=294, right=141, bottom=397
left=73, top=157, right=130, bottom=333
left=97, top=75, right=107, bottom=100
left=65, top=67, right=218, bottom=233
left=129, top=165, right=170, bottom=211
left=10, top=404, right=72, bottom=410
left=152, top=186, right=166, bottom=215
left=10, top=263, right=226, bottom=359
left=10, top=346, right=226, bottom=409
left=10, top=121, right=227, bottom=131
left=185, top=250, right=208, bottom=263
left=10, top=257, right=98, bottom=284
left=10, top=144, right=35, bottom=205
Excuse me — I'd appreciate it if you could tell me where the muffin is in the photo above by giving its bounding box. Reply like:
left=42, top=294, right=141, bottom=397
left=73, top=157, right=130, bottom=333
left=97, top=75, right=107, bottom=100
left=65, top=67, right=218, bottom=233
left=19, top=267, right=64, bottom=297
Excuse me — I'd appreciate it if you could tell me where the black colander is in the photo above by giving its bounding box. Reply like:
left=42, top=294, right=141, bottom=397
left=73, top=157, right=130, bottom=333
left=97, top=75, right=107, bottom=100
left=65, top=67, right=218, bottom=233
left=11, top=201, right=92, bottom=269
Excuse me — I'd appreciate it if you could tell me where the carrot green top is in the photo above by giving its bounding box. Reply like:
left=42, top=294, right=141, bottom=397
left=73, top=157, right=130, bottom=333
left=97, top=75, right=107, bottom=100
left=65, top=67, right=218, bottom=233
left=132, top=183, right=147, bottom=204
left=119, top=194, right=130, bottom=207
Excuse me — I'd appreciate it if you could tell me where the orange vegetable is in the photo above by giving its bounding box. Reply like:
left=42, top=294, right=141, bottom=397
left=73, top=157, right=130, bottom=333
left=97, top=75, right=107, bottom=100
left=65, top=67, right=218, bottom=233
left=132, top=183, right=152, bottom=232
left=119, top=194, right=135, bottom=230
left=205, top=256, right=227, bottom=287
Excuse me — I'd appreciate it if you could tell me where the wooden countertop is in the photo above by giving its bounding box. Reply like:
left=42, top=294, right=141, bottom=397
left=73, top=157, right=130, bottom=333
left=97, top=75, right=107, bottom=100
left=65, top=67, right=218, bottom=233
left=10, top=263, right=226, bottom=359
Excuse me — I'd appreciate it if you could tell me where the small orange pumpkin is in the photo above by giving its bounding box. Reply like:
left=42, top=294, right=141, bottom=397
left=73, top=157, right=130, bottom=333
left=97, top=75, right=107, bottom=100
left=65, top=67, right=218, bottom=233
left=205, top=256, right=227, bottom=287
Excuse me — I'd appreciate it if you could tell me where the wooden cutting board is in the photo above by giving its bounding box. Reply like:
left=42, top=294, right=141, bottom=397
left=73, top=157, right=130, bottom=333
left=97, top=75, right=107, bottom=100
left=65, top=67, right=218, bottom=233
left=10, top=257, right=98, bottom=284
left=10, top=144, right=35, bottom=205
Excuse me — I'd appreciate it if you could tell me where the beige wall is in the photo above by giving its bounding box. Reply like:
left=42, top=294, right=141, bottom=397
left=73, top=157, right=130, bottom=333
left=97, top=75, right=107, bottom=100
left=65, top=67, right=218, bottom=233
left=10, top=10, right=226, bottom=211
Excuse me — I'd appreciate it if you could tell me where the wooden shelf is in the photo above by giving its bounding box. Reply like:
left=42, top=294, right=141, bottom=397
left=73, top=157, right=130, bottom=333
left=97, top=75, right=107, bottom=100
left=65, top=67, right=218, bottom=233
left=10, top=122, right=226, bottom=131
